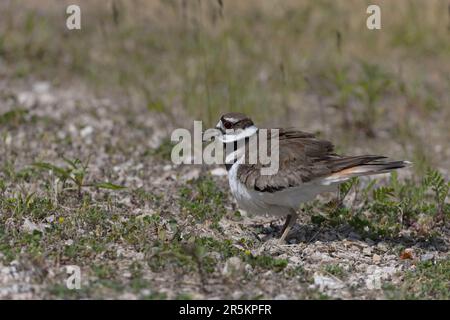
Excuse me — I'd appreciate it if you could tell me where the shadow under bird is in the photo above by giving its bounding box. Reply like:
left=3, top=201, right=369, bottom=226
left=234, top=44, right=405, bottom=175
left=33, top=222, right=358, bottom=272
left=212, top=112, right=411, bottom=243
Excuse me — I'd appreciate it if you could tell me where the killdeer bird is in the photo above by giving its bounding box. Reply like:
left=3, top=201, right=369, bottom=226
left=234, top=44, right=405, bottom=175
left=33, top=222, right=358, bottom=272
left=214, top=112, right=410, bottom=243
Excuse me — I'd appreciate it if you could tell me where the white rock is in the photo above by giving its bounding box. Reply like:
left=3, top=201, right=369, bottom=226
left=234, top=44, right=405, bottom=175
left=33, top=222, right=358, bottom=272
left=238, top=209, right=248, bottom=217
left=365, top=266, right=397, bottom=290
left=4, top=133, right=12, bottom=147
left=118, top=293, right=137, bottom=300
left=420, top=253, right=434, bottom=262
left=365, top=274, right=381, bottom=290
left=222, top=257, right=243, bottom=277
left=80, top=126, right=94, bottom=138
left=313, top=273, right=345, bottom=290
left=288, top=256, right=302, bottom=264
left=363, top=247, right=372, bottom=256
left=310, top=252, right=333, bottom=262
left=17, top=92, right=35, bottom=108
left=181, top=168, right=201, bottom=181
left=372, top=254, right=381, bottom=264
left=210, top=167, right=227, bottom=176
left=38, top=93, right=56, bottom=105
left=263, top=270, right=273, bottom=277
left=376, top=242, right=388, bottom=252
left=21, top=219, right=48, bottom=233
left=232, top=291, right=244, bottom=299
left=140, top=289, right=151, bottom=296
left=118, top=197, right=132, bottom=206
left=32, top=81, right=50, bottom=93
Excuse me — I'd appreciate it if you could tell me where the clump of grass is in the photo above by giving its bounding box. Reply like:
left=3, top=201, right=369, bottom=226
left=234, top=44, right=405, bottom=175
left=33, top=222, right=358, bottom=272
left=179, top=175, right=226, bottom=226
left=311, top=169, right=449, bottom=239
left=148, top=233, right=289, bottom=280
left=194, top=237, right=288, bottom=273
left=248, top=255, right=288, bottom=272
left=47, top=283, right=90, bottom=299
left=145, top=138, right=174, bottom=161
left=423, top=168, right=449, bottom=221
left=384, top=259, right=450, bottom=300
left=354, top=62, right=392, bottom=137
left=1, top=192, right=54, bottom=220
left=328, top=65, right=355, bottom=128
left=132, top=188, right=163, bottom=207
left=32, top=157, right=126, bottom=198
left=0, top=108, right=28, bottom=127
left=323, top=264, right=347, bottom=279
left=323, top=61, right=392, bottom=137
left=285, top=266, right=306, bottom=278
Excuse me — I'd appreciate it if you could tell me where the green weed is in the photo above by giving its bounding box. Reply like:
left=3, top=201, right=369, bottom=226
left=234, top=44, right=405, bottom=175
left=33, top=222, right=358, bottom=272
left=312, top=169, right=449, bottom=238
left=384, top=259, right=450, bottom=299
left=179, top=176, right=226, bottom=226
left=32, top=158, right=125, bottom=198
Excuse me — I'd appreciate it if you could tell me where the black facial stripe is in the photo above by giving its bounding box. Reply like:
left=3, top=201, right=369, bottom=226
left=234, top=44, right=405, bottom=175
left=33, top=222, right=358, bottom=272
left=222, top=119, right=253, bottom=129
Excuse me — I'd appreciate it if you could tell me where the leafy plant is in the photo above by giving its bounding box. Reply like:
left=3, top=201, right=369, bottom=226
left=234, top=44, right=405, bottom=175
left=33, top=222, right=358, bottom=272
left=423, top=169, right=449, bottom=220
left=146, top=138, right=174, bottom=161
left=312, top=169, right=449, bottom=238
left=323, top=264, right=347, bottom=279
left=0, top=108, right=28, bottom=126
left=32, top=157, right=125, bottom=198
left=384, top=259, right=450, bottom=299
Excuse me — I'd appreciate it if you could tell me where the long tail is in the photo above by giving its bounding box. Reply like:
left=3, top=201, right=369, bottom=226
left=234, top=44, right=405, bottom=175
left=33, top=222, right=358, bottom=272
left=324, top=156, right=412, bottom=184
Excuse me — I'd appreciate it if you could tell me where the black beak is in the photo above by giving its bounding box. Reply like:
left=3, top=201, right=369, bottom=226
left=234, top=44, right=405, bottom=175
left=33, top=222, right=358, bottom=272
left=216, top=126, right=225, bottom=134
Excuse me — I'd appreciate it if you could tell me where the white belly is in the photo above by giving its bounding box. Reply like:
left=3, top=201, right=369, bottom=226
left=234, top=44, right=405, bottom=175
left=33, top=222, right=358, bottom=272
left=228, top=162, right=337, bottom=217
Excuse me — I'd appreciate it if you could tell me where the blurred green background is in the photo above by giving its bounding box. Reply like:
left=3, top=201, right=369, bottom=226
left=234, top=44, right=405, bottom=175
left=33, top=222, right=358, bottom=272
left=1, top=0, right=449, bottom=172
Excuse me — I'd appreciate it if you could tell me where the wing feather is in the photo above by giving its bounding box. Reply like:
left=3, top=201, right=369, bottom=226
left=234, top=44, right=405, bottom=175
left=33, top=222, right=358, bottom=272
left=237, top=128, right=387, bottom=193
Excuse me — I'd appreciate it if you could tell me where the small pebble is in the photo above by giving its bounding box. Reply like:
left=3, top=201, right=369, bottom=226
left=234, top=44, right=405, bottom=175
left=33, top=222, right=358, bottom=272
left=376, top=242, right=388, bottom=252
left=420, top=253, right=434, bottom=262
left=372, top=254, right=381, bottom=264
left=363, top=247, right=372, bottom=256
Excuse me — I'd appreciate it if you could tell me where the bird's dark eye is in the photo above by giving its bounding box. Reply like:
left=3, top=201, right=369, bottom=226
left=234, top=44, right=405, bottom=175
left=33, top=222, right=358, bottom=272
left=223, top=121, right=232, bottom=129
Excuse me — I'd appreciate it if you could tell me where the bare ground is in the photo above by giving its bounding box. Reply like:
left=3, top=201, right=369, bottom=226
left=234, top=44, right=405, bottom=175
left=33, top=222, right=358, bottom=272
left=0, top=78, right=448, bottom=299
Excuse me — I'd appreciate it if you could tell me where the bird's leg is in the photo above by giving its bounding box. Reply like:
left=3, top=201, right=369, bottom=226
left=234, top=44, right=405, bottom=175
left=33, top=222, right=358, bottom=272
left=280, top=214, right=292, bottom=235
left=279, top=211, right=298, bottom=243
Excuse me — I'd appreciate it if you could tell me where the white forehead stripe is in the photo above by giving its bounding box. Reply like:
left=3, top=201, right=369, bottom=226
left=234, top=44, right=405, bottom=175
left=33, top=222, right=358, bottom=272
left=218, top=125, right=258, bottom=143
left=224, top=116, right=242, bottom=123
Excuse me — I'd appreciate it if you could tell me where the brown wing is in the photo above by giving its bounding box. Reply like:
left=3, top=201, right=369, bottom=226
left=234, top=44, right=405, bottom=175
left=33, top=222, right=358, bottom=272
left=237, top=128, right=385, bottom=192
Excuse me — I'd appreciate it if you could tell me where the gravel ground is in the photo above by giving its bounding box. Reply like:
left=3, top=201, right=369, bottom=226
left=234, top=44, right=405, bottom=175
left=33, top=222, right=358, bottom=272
left=0, top=78, right=448, bottom=299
